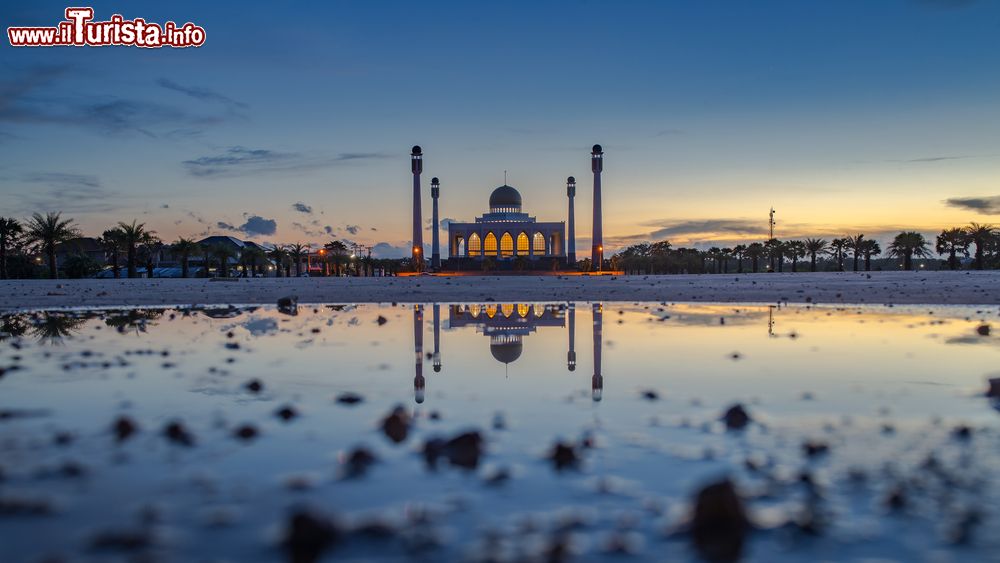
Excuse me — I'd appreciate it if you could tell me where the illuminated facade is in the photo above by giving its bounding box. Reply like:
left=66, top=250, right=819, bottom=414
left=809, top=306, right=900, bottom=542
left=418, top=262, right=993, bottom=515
left=447, top=185, right=566, bottom=264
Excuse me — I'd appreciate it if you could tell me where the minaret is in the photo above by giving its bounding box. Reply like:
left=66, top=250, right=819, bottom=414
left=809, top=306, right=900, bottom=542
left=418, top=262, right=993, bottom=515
left=411, top=146, right=424, bottom=270
left=566, top=176, right=576, bottom=266
left=592, top=303, right=603, bottom=402
left=414, top=305, right=425, bottom=404
left=590, top=145, right=604, bottom=271
left=431, top=177, right=441, bottom=270
left=432, top=303, right=442, bottom=372
left=567, top=303, right=576, bottom=371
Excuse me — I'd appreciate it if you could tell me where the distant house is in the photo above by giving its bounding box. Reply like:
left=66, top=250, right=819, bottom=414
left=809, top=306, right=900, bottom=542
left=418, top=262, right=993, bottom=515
left=193, top=236, right=274, bottom=276
left=55, top=237, right=105, bottom=265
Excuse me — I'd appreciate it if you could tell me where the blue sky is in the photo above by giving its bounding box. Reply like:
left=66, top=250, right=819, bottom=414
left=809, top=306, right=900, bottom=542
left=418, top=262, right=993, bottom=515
left=1, top=0, right=999, bottom=256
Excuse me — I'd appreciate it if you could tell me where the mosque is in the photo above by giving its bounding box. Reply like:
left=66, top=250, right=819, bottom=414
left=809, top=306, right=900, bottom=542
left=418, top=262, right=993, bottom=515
left=410, top=145, right=606, bottom=271
left=411, top=302, right=604, bottom=404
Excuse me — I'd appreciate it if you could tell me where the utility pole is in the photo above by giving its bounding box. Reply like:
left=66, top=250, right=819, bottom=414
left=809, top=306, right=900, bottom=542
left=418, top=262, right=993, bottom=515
left=769, top=207, right=776, bottom=240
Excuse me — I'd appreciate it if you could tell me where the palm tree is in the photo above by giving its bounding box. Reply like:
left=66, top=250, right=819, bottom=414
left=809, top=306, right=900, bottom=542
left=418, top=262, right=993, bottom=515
left=745, top=242, right=765, bottom=273
left=804, top=238, right=828, bottom=272
left=935, top=228, right=970, bottom=271
left=829, top=238, right=848, bottom=271
left=888, top=231, right=930, bottom=270
left=117, top=220, right=151, bottom=278
left=763, top=238, right=782, bottom=272
left=288, top=243, right=309, bottom=277
left=324, top=240, right=350, bottom=276
left=720, top=247, right=733, bottom=273
left=267, top=245, right=289, bottom=277
left=241, top=245, right=267, bottom=277
left=25, top=212, right=80, bottom=279
left=785, top=240, right=806, bottom=272
left=707, top=247, right=723, bottom=273
left=732, top=244, right=747, bottom=273
left=139, top=232, right=161, bottom=278
left=171, top=237, right=198, bottom=278
left=965, top=223, right=997, bottom=271
left=100, top=228, right=126, bottom=278
left=211, top=244, right=238, bottom=277
left=860, top=239, right=881, bottom=271
left=199, top=243, right=213, bottom=277
left=0, top=217, right=23, bottom=280
left=846, top=234, right=865, bottom=272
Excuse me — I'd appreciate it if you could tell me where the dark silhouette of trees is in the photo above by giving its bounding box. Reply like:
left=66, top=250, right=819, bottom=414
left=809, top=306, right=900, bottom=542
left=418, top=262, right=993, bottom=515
left=804, top=238, right=828, bottom=272
left=171, top=237, right=198, bottom=278
left=965, top=223, right=997, bottom=271
left=888, top=231, right=930, bottom=270
left=25, top=212, right=80, bottom=280
left=0, top=217, right=23, bottom=280
left=935, top=228, right=970, bottom=271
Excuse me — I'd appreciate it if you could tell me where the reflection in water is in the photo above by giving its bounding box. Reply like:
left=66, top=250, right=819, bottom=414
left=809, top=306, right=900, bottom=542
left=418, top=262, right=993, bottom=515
left=29, top=312, right=89, bottom=344
left=432, top=304, right=442, bottom=373
left=448, top=303, right=568, bottom=367
left=1, top=302, right=999, bottom=562
left=414, top=305, right=424, bottom=404
left=567, top=303, right=576, bottom=371
left=593, top=303, right=603, bottom=402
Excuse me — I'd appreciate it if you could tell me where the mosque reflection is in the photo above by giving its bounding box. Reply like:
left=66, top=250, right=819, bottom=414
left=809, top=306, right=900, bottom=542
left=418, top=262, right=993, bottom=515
left=411, top=302, right=605, bottom=403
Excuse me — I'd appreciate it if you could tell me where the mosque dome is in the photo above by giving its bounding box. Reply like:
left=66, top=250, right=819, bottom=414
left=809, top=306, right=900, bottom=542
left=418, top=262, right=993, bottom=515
left=490, top=341, right=523, bottom=364
left=489, top=185, right=522, bottom=209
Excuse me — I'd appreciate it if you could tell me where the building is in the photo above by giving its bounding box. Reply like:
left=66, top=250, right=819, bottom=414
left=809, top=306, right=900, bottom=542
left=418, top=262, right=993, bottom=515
left=447, top=184, right=566, bottom=267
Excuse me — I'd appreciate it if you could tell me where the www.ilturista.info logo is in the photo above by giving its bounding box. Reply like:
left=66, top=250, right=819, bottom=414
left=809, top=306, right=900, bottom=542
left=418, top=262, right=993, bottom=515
left=7, top=7, right=205, bottom=48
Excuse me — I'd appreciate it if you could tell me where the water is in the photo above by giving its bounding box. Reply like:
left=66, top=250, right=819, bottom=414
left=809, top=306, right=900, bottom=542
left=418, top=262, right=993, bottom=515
left=1, top=302, right=999, bottom=562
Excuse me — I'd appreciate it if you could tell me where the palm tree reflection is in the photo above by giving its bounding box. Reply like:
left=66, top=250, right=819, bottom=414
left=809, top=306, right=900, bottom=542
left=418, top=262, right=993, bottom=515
left=105, top=309, right=164, bottom=335
left=28, top=312, right=89, bottom=344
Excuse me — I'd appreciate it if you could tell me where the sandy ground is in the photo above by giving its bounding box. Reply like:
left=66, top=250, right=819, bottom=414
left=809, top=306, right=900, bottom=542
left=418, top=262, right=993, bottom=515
left=1, top=271, right=998, bottom=311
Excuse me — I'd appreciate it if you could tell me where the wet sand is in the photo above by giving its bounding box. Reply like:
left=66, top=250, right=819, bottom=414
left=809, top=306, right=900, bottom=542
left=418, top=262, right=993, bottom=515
left=0, top=270, right=998, bottom=311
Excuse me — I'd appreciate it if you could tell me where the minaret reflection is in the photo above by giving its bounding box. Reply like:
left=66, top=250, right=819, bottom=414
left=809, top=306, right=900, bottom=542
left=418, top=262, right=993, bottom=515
left=432, top=304, right=442, bottom=373
left=592, top=303, right=603, bottom=402
left=414, top=305, right=425, bottom=404
left=567, top=303, right=576, bottom=371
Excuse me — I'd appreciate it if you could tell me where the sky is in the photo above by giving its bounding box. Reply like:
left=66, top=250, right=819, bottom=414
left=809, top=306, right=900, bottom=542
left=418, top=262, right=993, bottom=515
left=1, top=0, right=999, bottom=257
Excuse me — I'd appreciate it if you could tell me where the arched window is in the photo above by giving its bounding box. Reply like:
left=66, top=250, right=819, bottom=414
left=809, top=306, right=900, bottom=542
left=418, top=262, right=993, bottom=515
left=533, top=232, right=546, bottom=254
left=468, top=233, right=481, bottom=256
left=517, top=232, right=529, bottom=254
left=500, top=232, right=514, bottom=257
left=484, top=232, right=498, bottom=256
left=485, top=304, right=498, bottom=318
left=533, top=304, right=545, bottom=318
left=501, top=303, right=514, bottom=317
left=455, top=236, right=465, bottom=256
left=469, top=304, right=481, bottom=318
left=517, top=303, right=530, bottom=317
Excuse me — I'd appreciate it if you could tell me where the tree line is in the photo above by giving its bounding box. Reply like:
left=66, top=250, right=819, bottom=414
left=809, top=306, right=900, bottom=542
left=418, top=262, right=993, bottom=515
left=0, top=212, right=406, bottom=280
left=611, top=224, right=1000, bottom=274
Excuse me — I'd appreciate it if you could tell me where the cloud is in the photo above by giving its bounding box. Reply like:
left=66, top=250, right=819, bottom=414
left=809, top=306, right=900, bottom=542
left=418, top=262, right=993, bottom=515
left=0, top=65, right=231, bottom=137
left=183, top=147, right=391, bottom=178
left=292, top=202, right=313, bottom=214
left=13, top=172, right=123, bottom=213
left=324, top=226, right=335, bottom=235
left=642, top=219, right=767, bottom=240
left=889, top=155, right=974, bottom=163
left=371, top=242, right=411, bottom=259
left=23, top=172, right=100, bottom=189
left=240, top=216, right=277, bottom=236
left=216, top=215, right=278, bottom=237
left=345, top=225, right=360, bottom=235
left=156, top=78, right=247, bottom=112
left=945, top=195, right=1000, bottom=214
